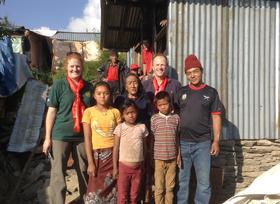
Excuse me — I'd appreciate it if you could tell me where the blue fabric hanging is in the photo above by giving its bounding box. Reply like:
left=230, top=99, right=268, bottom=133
left=0, top=37, right=17, bottom=97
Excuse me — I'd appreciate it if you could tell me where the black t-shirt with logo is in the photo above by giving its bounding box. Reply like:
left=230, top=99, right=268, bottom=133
left=175, top=84, right=222, bottom=142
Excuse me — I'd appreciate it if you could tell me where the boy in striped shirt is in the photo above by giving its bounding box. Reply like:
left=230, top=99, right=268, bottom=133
left=151, top=91, right=181, bottom=204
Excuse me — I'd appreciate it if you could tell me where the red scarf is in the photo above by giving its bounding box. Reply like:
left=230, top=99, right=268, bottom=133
left=152, top=76, right=168, bottom=95
left=66, top=76, right=85, bottom=133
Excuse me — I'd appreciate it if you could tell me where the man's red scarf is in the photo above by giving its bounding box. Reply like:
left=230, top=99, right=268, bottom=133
left=152, top=76, right=168, bottom=95
left=66, top=76, right=85, bottom=133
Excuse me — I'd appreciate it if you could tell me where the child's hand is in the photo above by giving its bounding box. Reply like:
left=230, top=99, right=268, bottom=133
left=177, top=154, right=182, bottom=169
left=87, top=164, right=96, bottom=177
left=113, top=168, right=118, bottom=179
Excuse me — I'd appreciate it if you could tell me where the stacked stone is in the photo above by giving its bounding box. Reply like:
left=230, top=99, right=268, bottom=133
left=212, top=139, right=280, bottom=203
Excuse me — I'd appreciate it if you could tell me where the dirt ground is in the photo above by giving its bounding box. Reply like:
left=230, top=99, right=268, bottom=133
left=65, top=168, right=81, bottom=204
left=0, top=153, right=82, bottom=204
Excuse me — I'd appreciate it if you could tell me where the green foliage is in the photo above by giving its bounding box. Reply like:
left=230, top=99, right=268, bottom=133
left=1, top=2, right=13, bottom=40
left=118, top=52, right=127, bottom=64
left=51, top=60, right=99, bottom=83
left=50, top=50, right=127, bottom=84
left=83, top=60, right=99, bottom=82
left=99, top=51, right=110, bottom=63
left=0, top=17, right=11, bottom=40
left=30, top=69, right=53, bottom=85
left=51, top=67, right=65, bottom=82
left=51, top=60, right=100, bottom=83
left=30, top=50, right=127, bottom=85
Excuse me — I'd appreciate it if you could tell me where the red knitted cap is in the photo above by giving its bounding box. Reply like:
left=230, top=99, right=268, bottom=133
left=130, top=63, right=139, bottom=70
left=184, top=54, right=203, bottom=71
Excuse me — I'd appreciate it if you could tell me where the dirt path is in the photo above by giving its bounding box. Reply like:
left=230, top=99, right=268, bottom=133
left=65, top=168, right=80, bottom=204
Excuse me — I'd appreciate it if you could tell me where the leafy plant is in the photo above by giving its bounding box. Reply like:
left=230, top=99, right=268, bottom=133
left=51, top=60, right=98, bottom=83
left=30, top=69, right=53, bottom=85
left=0, top=17, right=11, bottom=40
left=51, top=50, right=127, bottom=84
left=1, top=1, right=16, bottom=40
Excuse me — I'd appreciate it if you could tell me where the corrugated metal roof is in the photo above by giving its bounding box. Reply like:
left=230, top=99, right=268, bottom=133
left=101, top=1, right=142, bottom=51
left=100, top=0, right=167, bottom=51
left=52, top=31, right=100, bottom=42
left=167, top=0, right=280, bottom=140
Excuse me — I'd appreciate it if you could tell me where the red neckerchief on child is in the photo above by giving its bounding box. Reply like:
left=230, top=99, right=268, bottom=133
left=66, top=75, right=85, bottom=133
left=152, top=76, right=168, bottom=95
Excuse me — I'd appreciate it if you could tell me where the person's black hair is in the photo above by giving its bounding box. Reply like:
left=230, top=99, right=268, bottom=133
left=124, top=73, right=144, bottom=96
left=93, top=81, right=111, bottom=94
left=92, top=81, right=112, bottom=106
left=119, top=99, right=138, bottom=116
left=155, top=91, right=171, bottom=103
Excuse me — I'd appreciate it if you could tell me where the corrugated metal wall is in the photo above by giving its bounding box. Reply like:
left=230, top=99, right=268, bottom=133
left=167, top=0, right=280, bottom=139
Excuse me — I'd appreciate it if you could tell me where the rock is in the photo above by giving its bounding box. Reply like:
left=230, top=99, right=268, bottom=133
left=243, top=153, right=264, bottom=159
left=241, top=165, right=257, bottom=172
left=241, top=171, right=262, bottom=178
left=241, top=141, right=257, bottom=147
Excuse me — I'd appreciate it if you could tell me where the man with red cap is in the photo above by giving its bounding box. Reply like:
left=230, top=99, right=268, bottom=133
left=129, top=63, right=140, bottom=76
left=175, top=54, right=222, bottom=204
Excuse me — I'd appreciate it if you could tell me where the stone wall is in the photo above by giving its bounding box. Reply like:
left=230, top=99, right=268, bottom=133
left=212, top=139, right=280, bottom=203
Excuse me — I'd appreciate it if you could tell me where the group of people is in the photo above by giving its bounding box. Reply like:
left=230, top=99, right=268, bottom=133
left=42, top=50, right=223, bottom=204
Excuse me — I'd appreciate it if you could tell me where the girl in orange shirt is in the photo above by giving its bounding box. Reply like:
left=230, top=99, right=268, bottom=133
left=82, top=81, right=121, bottom=203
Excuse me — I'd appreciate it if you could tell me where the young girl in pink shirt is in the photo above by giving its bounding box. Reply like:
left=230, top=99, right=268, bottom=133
left=113, top=99, right=149, bottom=204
